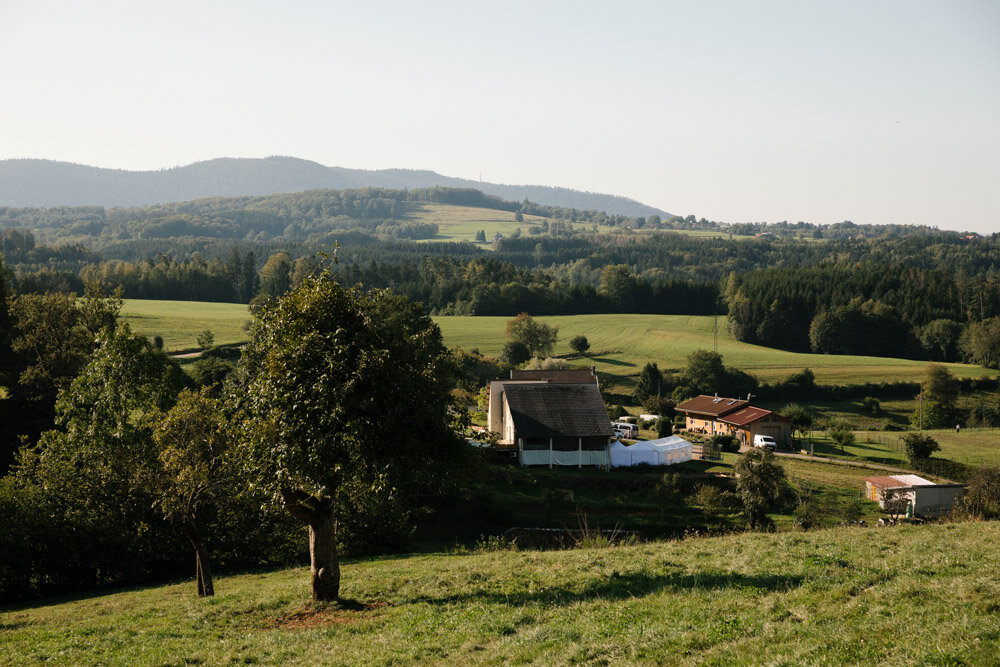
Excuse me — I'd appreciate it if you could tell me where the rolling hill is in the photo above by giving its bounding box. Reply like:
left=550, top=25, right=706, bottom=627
left=0, top=156, right=670, bottom=218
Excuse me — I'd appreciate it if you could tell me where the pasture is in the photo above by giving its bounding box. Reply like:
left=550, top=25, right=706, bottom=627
left=3, top=522, right=998, bottom=664
left=119, top=300, right=250, bottom=351
left=403, top=202, right=573, bottom=244
left=435, top=313, right=993, bottom=385
left=118, top=302, right=996, bottom=385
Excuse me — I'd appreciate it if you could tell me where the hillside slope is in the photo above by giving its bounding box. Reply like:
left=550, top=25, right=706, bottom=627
left=2, top=522, right=998, bottom=664
left=0, top=156, right=670, bottom=218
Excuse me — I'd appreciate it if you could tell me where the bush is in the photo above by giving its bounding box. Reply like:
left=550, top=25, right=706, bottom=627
left=656, top=418, right=672, bottom=438
left=569, top=335, right=590, bottom=355
left=901, top=432, right=941, bottom=463
left=954, top=466, right=1000, bottom=519
left=861, top=396, right=880, bottom=416
left=499, top=341, right=531, bottom=368
left=711, top=434, right=739, bottom=453
left=643, top=395, right=676, bottom=419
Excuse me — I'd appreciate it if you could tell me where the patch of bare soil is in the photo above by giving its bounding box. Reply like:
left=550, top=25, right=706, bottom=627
left=265, top=600, right=389, bottom=631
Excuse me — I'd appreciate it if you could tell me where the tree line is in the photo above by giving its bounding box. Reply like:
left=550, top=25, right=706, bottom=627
left=726, top=264, right=1000, bottom=365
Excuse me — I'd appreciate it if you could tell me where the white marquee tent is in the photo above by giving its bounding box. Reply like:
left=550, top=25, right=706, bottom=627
left=609, top=440, right=658, bottom=467
left=644, top=435, right=693, bottom=465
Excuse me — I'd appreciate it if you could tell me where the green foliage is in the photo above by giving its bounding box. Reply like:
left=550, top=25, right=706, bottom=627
left=923, top=363, right=958, bottom=407
left=633, top=362, right=664, bottom=404
left=734, top=448, right=787, bottom=529
left=954, top=466, right=1000, bottom=519
left=196, top=329, right=215, bottom=349
left=504, top=312, right=558, bottom=357
left=234, top=271, right=469, bottom=598
left=569, top=334, right=590, bottom=355
left=908, top=399, right=957, bottom=430
left=826, top=422, right=856, bottom=452
left=711, top=434, right=739, bottom=453
left=781, top=403, right=814, bottom=438
left=656, top=417, right=672, bottom=438
left=901, top=432, right=941, bottom=462
left=451, top=348, right=502, bottom=392
left=643, top=395, right=676, bottom=418
left=498, top=341, right=531, bottom=368
left=861, top=396, right=881, bottom=416
left=964, top=317, right=1000, bottom=369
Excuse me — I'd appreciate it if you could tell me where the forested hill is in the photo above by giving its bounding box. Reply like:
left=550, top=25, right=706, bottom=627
left=0, top=157, right=669, bottom=218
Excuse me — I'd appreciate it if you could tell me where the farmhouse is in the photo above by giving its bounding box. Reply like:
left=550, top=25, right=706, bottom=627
left=676, top=394, right=792, bottom=449
left=864, top=475, right=965, bottom=518
left=488, top=368, right=613, bottom=467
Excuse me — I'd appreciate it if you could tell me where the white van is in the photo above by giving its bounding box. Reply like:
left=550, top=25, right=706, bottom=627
left=612, top=421, right=638, bottom=439
left=753, top=434, right=777, bottom=450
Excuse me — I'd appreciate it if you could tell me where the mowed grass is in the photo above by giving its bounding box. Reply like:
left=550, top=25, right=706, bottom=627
left=119, top=303, right=997, bottom=385
left=3, top=522, right=999, bottom=664
left=120, top=300, right=250, bottom=351
left=435, top=314, right=995, bottom=385
left=800, top=428, right=1000, bottom=469
left=403, top=202, right=578, bottom=244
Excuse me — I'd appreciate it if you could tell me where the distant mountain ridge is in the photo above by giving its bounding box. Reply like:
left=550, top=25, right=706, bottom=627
left=0, top=156, right=670, bottom=218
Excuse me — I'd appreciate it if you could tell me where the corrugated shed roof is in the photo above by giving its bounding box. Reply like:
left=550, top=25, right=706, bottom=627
left=675, top=395, right=749, bottom=417
left=865, top=475, right=935, bottom=490
left=719, top=406, right=774, bottom=426
left=503, top=383, right=614, bottom=438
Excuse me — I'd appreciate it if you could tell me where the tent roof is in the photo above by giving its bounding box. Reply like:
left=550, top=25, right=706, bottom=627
left=644, top=435, right=693, bottom=451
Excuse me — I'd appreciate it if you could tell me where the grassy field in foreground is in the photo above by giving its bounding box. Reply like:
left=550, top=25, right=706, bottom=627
left=120, top=300, right=250, bottom=351
left=435, top=314, right=994, bottom=385
left=3, top=522, right=998, bottom=665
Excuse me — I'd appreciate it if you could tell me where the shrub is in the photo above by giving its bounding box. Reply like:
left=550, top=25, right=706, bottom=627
left=656, top=418, right=672, bottom=438
left=901, top=432, right=941, bottom=463
left=711, top=434, right=739, bottom=453
left=955, top=466, right=1000, bottom=519
left=569, top=335, right=590, bottom=355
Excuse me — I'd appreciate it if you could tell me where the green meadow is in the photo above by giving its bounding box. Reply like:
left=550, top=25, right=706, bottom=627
left=3, top=521, right=998, bottom=665
left=434, top=314, right=993, bottom=385
left=120, top=299, right=250, bottom=351
left=404, top=202, right=579, bottom=244
left=119, top=302, right=995, bottom=385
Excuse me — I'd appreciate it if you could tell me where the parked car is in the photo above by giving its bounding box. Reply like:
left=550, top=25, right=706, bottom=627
left=612, top=421, right=638, bottom=438
left=753, top=434, right=777, bottom=450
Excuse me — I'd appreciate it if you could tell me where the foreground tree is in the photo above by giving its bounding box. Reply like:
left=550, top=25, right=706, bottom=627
left=235, top=272, right=465, bottom=601
left=151, top=387, right=228, bottom=596
left=633, top=362, right=664, bottom=404
left=734, top=448, right=787, bottom=530
left=901, top=432, right=940, bottom=463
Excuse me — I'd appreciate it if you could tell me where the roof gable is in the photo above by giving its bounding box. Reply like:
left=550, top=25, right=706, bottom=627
left=719, top=406, right=788, bottom=426
left=676, top=395, right=749, bottom=418
left=503, top=383, right=613, bottom=438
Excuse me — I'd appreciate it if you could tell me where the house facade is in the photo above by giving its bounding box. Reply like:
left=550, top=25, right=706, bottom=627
left=487, top=369, right=612, bottom=467
left=676, top=395, right=792, bottom=449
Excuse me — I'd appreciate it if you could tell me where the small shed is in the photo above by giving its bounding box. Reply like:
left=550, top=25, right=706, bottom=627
left=609, top=440, right=658, bottom=467
left=864, top=474, right=965, bottom=518
left=644, top=435, right=694, bottom=465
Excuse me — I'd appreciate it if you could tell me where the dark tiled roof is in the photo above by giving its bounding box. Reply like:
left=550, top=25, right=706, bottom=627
left=503, top=383, right=613, bottom=438
left=510, top=369, right=598, bottom=384
left=675, top=395, right=749, bottom=418
left=720, top=406, right=789, bottom=426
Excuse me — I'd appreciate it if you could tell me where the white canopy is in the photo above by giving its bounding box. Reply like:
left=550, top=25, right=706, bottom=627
left=643, top=435, right=693, bottom=465
left=609, top=439, right=659, bottom=467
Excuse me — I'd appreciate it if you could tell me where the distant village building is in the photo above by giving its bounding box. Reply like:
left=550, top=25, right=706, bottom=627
left=864, top=475, right=965, bottom=518
left=675, top=395, right=792, bottom=449
left=487, top=368, right=612, bottom=467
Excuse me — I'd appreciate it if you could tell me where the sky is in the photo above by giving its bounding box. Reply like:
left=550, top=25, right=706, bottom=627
left=1, top=0, right=998, bottom=234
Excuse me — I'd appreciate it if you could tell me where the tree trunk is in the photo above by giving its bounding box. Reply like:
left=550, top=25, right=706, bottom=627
left=180, top=520, right=215, bottom=597
left=308, top=509, right=340, bottom=602
left=281, top=488, right=340, bottom=601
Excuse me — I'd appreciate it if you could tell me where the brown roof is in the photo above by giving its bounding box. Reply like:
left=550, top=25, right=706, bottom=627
left=864, top=476, right=910, bottom=490
left=720, top=406, right=790, bottom=427
left=510, top=368, right=598, bottom=384
left=503, top=383, right=613, bottom=438
left=675, top=395, right=749, bottom=418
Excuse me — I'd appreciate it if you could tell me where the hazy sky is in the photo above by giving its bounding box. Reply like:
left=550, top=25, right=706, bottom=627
left=2, top=1, right=998, bottom=233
